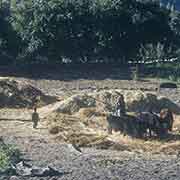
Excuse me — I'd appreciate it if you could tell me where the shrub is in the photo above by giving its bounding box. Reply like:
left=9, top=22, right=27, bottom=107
left=0, top=141, right=20, bottom=171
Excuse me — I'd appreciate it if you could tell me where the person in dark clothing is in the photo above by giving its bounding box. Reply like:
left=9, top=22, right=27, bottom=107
left=32, top=107, right=40, bottom=129
left=115, top=95, right=126, bottom=117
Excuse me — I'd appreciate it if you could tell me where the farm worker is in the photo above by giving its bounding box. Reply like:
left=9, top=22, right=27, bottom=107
left=115, top=95, right=126, bottom=117
left=32, top=106, right=40, bottom=129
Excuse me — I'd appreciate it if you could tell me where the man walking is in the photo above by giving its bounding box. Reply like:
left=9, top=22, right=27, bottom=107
left=32, top=106, right=40, bottom=129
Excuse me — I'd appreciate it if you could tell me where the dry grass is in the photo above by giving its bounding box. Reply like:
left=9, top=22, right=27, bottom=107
left=46, top=100, right=180, bottom=155
left=77, top=108, right=103, bottom=118
left=53, top=129, right=180, bottom=155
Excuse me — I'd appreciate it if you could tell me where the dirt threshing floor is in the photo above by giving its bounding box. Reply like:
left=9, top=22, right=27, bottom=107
left=1, top=76, right=180, bottom=179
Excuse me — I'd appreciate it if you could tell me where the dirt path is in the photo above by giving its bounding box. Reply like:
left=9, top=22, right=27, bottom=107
left=0, top=101, right=66, bottom=143
left=0, top=100, right=63, bottom=120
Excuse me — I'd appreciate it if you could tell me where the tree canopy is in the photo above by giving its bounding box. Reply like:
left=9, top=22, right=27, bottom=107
left=0, top=0, right=179, bottom=65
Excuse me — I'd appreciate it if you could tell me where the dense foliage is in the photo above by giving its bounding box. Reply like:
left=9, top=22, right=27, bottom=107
left=0, top=2, right=21, bottom=65
left=0, top=140, right=20, bottom=171
left=0, top=0, right=180, bottom=65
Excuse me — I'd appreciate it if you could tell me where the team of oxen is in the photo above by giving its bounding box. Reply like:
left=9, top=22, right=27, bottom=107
left=107, top=95, right=174, bottom=138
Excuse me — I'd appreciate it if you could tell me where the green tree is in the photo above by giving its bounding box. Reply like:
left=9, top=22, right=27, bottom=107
left=9, top=0, right=177, bottom=65
left=0, top=2, right=20, bottom=65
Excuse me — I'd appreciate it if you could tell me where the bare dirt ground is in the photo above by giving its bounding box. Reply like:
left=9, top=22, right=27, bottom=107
left=1, top=75, right=180, bottom=180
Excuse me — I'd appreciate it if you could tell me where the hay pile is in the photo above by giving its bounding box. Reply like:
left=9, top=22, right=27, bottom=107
left=56, top=90, right=180, bottom=114
left=94, top=90, right=180, bottom=113
left=56, top=94, right=96, bottom=114
left=0, top=79, right=58, bottom=108
left=46, top=90, right=180, bottom=153
left=46, top=111, right=110, bottom=147
left=47, top=112, right=86, bottom=134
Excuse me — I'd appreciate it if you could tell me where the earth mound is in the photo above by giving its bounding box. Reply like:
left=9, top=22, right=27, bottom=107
left=0, top=79, right=58, bottom=108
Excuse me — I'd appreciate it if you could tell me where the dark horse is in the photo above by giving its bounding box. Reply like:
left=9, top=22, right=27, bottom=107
left=132, top=109, right=174, bottom=138
left=136, top=112, right=161, bottom=137
left=107, top=113, right=144, bottom=138
left=107, top=109, right=174, bottom=138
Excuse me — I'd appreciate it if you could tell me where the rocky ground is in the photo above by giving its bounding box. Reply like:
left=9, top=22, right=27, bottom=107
left=1, top=136, right=180, bottom=180
left=0, top=76, right=180, bottom=180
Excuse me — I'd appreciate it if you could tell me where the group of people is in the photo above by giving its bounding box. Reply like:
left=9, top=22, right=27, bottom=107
left=113, top=94, right=174, bottom=137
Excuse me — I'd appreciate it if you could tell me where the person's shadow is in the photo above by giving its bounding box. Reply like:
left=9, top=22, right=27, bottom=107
left=0, top=118, right=31, bottom=122
left=35, top=127, right=47, bottom=130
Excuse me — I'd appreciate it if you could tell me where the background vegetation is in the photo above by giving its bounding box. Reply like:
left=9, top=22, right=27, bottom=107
left=0, top=0, right=180, bottom=66
left=0, top=140, right=20, bottom=171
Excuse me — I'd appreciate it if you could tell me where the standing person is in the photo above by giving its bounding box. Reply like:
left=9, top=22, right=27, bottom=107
left=115, top=95, right=126, bottom=117
left=32, top=106, right=40, bottom=129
